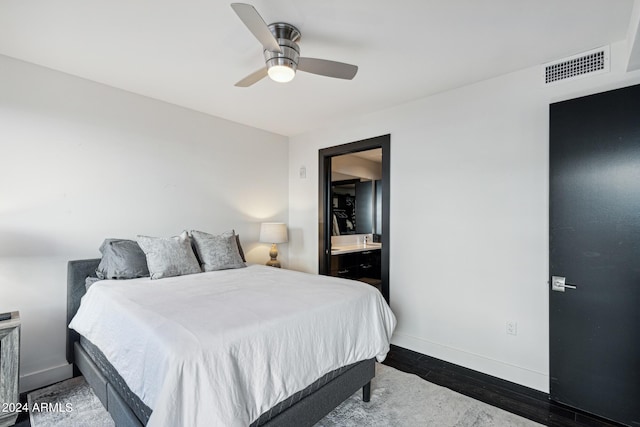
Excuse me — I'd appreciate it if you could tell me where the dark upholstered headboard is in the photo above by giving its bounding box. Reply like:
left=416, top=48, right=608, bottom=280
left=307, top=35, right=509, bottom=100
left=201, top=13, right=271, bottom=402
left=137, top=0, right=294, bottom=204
left=66, top=259, right=100, bottom=365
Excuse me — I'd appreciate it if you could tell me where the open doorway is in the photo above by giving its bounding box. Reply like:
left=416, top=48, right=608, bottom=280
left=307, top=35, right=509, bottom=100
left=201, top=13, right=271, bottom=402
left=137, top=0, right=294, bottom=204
left=318, top=135, right=390, bottom=303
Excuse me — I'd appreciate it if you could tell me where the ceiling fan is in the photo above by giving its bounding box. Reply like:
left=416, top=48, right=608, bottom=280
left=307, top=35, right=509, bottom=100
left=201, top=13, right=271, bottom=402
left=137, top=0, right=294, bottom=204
left=230, top=3, right=358, bottom=87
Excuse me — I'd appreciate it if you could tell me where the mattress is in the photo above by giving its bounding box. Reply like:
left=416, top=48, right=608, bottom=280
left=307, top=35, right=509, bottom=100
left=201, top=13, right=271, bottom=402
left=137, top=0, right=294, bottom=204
left=78, top=336, right=368, bottom=426
left=69, top=265, right=396, bottom=427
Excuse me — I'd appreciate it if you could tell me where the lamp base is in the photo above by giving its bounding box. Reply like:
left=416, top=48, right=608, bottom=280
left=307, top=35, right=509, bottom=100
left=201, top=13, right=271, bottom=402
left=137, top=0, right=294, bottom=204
left=266, top=243, right=282, bottom=268
left=266, top=259, right=281, bottom=268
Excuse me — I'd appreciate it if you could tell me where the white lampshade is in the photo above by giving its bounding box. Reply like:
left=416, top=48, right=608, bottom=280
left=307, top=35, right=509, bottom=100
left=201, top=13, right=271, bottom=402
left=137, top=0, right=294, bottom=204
left=268, top=65, right=295, bottom=83
left=259, top=223, right=288, bottom=244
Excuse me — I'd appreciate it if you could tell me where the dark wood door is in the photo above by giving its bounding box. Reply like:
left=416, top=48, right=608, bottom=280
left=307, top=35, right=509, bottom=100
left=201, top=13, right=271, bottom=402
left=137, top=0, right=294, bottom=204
left=549, top=84, right=640, bottom=426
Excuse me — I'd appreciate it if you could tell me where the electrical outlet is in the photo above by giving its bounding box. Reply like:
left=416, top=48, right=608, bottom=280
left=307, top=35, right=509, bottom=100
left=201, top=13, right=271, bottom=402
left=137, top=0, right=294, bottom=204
left=506, top=321, right=518, bottom=336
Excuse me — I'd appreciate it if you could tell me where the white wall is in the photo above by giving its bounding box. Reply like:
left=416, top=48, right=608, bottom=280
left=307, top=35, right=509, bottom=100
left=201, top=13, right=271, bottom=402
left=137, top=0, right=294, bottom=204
left=0, top=55, right=289, bottom=392
left=288, top=41, right=640, bottom=392
left=626, top=0, right=640, bottom=71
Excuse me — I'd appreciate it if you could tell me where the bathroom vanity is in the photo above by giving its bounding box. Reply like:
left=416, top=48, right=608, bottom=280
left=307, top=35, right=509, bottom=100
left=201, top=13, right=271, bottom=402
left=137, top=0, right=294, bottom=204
left=330, top=235, right=381, bottom=290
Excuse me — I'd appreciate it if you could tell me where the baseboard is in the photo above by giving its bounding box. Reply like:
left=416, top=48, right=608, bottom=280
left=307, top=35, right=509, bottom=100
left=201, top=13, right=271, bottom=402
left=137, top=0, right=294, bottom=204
left=19, top=363, right=73, bottom=393
left=391, top=332, right=549, bottom=393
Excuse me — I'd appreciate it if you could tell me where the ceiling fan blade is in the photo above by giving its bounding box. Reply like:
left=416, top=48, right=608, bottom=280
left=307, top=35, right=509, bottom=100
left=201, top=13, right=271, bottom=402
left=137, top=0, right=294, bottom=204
left=297, top=57, right=358, bottom=80
left=235, top=67, right=268, bottom=87
left=231, top=3, right=281, bottom=53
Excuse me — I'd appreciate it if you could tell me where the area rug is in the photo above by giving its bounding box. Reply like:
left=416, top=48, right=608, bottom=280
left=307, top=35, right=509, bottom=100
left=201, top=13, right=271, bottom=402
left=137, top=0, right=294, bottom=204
left=317, top=363, right=543, bottom=426
left=28, top=364, right=542, bottom=427
left=27, top=376, right=114, bottom=427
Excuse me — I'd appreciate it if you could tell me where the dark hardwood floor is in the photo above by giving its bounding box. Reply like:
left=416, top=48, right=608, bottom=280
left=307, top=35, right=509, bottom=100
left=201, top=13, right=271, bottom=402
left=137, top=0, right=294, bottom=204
left=13, top=403, right=30, bottom=427
left=13, top=345, right=626, bottom=427
left=383, top=344, right=626, bottom=427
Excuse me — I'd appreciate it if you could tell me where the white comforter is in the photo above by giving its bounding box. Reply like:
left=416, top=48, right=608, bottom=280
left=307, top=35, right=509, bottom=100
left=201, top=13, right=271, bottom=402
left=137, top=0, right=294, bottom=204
left=69, top=265, right=396, bottom=427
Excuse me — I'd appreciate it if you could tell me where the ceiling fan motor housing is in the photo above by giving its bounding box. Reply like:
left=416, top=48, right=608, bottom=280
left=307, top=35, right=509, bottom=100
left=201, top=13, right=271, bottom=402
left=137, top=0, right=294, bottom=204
left=264, top=22, right=301, bottom=72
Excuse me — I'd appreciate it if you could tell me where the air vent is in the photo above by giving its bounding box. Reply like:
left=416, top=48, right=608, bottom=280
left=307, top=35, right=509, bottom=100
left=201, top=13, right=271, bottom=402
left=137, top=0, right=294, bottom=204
left=543, top=46, right=609, bottom=84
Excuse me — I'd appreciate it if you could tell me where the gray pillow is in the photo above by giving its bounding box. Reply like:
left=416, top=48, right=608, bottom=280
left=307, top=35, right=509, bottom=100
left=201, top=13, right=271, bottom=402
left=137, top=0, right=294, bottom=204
left=233, top=231, right=246, bottom=263
left=96, top=239, right=150, bottom=280
left=136, top=231, right=202, bottom=280
left=190, top=230, right=246, bottom=272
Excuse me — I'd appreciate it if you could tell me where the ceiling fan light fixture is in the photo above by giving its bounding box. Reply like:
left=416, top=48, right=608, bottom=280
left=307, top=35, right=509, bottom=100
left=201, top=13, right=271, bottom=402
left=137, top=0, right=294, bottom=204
left=263, top=35, right=300, bottom=84
left=268, top=64, right=296, bottom=83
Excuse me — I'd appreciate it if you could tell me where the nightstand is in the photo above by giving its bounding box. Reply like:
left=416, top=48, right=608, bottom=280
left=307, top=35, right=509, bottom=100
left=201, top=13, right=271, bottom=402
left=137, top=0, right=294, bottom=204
left=0, top=312, right=20, bottom=427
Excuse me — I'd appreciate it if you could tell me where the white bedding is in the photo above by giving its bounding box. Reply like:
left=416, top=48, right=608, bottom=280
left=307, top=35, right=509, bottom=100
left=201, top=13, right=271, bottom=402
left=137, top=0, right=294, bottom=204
left=69, top=264, right=396, bottom=427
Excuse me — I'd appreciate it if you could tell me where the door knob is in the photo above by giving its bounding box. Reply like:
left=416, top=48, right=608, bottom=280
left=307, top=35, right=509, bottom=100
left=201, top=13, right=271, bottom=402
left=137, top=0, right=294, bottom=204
left=551, top=276, right=577, bottom=292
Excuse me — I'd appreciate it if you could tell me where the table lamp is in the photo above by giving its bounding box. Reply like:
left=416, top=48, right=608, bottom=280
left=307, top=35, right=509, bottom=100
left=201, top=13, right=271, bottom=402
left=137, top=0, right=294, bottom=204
left=259, top=223, right=288, bottom=268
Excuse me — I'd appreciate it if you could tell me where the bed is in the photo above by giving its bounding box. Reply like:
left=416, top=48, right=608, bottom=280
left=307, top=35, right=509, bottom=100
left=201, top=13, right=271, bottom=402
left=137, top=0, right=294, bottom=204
left=67, top=258, right=395, bottom=427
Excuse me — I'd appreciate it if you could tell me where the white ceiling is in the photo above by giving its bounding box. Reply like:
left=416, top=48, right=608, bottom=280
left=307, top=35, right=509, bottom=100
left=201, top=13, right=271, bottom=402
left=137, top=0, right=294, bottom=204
left=351, top=149, right=382, bottom=164
left=0, top=1, right=636, bottom=136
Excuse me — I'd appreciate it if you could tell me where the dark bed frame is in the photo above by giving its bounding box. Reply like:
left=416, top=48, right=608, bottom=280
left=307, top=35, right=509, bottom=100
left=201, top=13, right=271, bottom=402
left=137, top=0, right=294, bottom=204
left=66, top=259, right=375, bottom=427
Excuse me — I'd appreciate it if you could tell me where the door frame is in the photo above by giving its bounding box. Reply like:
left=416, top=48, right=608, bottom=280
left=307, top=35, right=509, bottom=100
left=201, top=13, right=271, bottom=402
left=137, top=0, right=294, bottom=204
left=318, top=134, right=390, bottom=303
